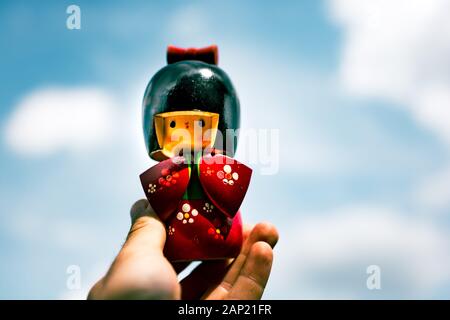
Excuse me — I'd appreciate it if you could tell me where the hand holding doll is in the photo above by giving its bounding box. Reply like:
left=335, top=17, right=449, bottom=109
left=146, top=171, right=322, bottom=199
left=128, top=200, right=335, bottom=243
left=88, top=199, right=278, bottom=299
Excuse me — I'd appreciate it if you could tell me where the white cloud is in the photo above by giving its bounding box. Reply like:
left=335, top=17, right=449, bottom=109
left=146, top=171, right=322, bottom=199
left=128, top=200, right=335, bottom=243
left=329, top=0, right=450, bottom=212
left=269, top=206, right=450, bottom=298
left=3, top=87, right=118, bottom=156
left=414, top=85, right=450, bottom=144
left=415, top=165, right=450, bottom=212
left=329, top=0, right=450, bottom=142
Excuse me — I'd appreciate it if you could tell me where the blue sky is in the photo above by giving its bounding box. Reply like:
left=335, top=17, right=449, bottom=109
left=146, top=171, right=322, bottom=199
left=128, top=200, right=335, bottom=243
left=1, top=0, right=450, bottom=299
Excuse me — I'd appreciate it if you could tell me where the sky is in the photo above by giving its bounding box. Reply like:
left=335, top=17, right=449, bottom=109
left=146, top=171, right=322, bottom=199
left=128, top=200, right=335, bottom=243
left=1, top=0, right=450, bottom=299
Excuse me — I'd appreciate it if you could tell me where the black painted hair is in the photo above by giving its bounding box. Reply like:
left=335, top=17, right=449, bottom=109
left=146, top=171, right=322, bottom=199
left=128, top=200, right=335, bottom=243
left=142, top=46, right=240, bottom=159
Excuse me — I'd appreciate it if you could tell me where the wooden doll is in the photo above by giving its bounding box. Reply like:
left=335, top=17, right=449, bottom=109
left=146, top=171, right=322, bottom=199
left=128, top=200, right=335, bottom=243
left=139, top=45, right=252, bottom=262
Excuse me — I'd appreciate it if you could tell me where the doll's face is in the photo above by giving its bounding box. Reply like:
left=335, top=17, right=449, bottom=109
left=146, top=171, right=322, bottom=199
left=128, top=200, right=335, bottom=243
left=153, top=110, right=219, bottom=159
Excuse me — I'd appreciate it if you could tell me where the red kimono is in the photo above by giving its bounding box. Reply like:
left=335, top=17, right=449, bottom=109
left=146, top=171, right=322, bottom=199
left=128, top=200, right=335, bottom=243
left=140, top=154, right=252, bottom=262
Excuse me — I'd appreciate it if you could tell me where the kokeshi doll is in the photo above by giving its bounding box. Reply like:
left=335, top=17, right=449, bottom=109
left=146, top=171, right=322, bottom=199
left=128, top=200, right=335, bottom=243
left=139, top=45, right=252, bottom=262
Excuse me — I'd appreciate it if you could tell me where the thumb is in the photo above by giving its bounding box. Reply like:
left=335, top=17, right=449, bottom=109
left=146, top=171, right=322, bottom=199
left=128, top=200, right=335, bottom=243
left=125, top=199, right=167, bottom=253
left=89, top=199, right=180, bottom=299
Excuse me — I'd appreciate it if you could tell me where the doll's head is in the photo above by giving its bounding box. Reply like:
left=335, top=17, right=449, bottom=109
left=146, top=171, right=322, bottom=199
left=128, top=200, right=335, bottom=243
left=142, top=45, right=240, bottom=161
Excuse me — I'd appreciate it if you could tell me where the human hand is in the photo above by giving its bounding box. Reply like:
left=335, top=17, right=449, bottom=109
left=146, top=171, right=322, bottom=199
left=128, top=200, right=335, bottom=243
left=88, top=199, right=279, bottom=300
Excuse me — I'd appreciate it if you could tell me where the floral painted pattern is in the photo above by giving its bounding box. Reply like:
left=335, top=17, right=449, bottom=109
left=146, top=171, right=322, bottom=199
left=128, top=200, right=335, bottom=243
left=216, top=164, right=239, bottom=186
left=208, top=227, right=224, bottom=240
left=147, top=183, right=157, bottom=194
left=202, top=202, right=214, bottom=213
left=203, top=166, right=215, bottom=177
left=158, top=168, right=179, bottom=187
left=176, top=203, right=199, bottom=224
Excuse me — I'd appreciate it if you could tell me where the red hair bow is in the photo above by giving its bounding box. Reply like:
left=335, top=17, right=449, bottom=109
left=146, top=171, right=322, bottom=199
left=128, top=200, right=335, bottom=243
left=167, top=45, right=219, bottom=65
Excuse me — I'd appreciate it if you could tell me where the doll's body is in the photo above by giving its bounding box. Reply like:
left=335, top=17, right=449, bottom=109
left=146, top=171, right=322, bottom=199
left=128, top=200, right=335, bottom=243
left=139, top=45, right=251, bottom=262
left=140, top=153, right=250, bottom=261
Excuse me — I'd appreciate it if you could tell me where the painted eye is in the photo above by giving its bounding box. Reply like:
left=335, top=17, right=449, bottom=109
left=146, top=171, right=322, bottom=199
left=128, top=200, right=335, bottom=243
left=199, top=119, right=205, bottom=127
left=170, top=120, right=176, bottom=128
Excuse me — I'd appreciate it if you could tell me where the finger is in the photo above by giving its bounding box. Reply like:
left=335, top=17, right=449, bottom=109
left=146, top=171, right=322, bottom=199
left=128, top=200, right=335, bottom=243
left=181, top=224, right=252, bottom=300
left=89, top=199, right=180, bottom=300
left=226, top=241, right=273, bottom=300
left=205, top=222, right=278, bottom=300
left=224, top=222, right=278, bottom=285
left=242, top=224, right=253, bottom=244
